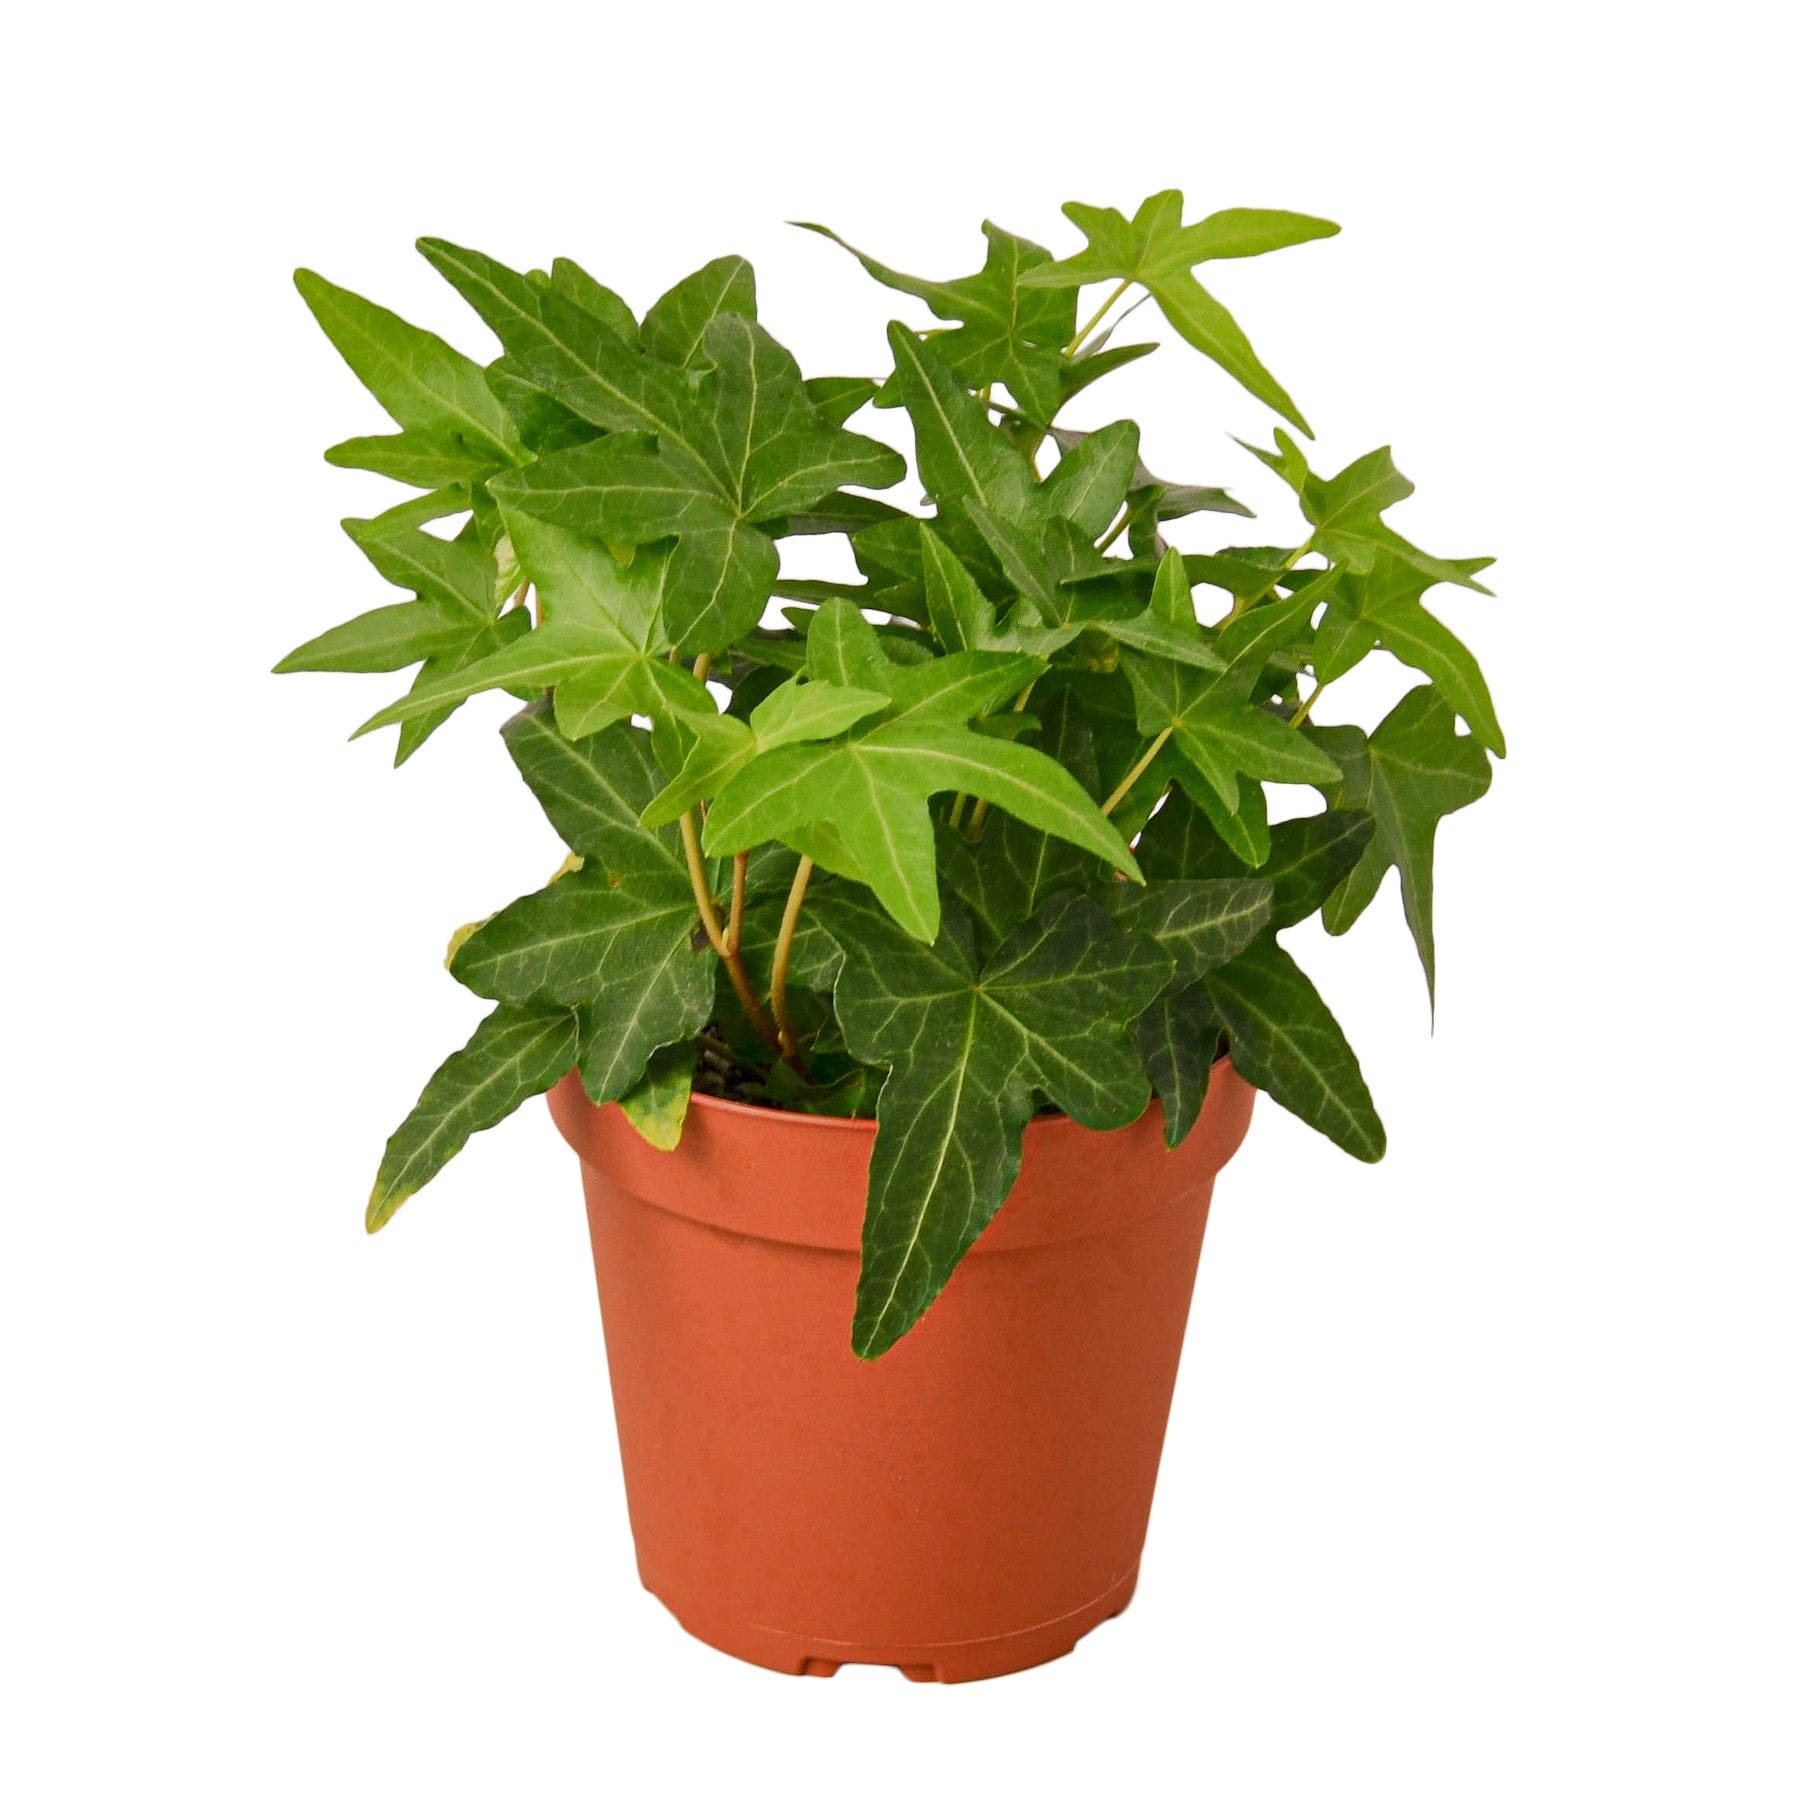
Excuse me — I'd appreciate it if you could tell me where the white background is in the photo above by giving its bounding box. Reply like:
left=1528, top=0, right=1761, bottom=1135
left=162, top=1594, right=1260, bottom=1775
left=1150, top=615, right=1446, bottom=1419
left=4, top=3, right=1795, bottom=1795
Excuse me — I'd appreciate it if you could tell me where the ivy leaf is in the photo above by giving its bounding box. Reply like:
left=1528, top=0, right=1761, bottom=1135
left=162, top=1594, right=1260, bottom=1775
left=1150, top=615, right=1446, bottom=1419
left=541, top=257, right=638, bottom=343
left=1202, top=937, right=1384, bottom=1161
left=1138, top=787, right=1375, bottom=924
left=1055, top=338, right=1156, bottom=413
left=802, top=376, right=879, bottom=428
left=917, top=525, right=1075, bottom=660
left=703, top=601, right=1138, bottom=941
left=1055, top=547, right=1229, bottom=672
left=279, top=499, right=542, bottom=761
left=1121, top=587, right=1341, bottom=863
left=884, top=341, right=1228, bottom=675
left=1241, top=430, right=1495, bottom=596
left=639, top=255, right=756, bottom=369
left=1099, top=877, right=1273, bottom=988
left=490, top=312, right=904, bottom=652
left=1310, top=686, right=1492, bottom=1003
left=1040, top=419, right=1140, bottom=538
left=885, top=320, right=1041, bottom=525
left=818, top=887, right=1174, bottom=1357
left=638, top=674, right=894, bottom=828
left=348, top=513, right=722, bottom=742
left=617, top=1040, right=697, bottom=1150
left=366, top=1003, right=579, bottom=1231
left=294, top=268, right=524, bottom=483
left=1045, top=424, right=1253, bottom=550
left=1134, top=982, right=1227, bottom=1148
left=1319, top=552, right=1505, bottom=754
left=798, top=220, right=1076, bottom=421
left=936, top=685, right=1103, bottom=949
left=1018, top=192, right=1338, bottom=433
left=274, top=599, right=478, bottom=674
left=452, top=715, right=714, bottom=1103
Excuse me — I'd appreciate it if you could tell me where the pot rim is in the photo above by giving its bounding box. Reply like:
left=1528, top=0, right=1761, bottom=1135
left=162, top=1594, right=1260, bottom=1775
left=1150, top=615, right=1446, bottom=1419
left=679, top=1050, right=1233, bottom=1136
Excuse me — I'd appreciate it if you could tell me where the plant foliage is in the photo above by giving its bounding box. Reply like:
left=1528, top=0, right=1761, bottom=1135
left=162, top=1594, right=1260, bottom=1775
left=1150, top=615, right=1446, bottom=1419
left=285, top=191, right=1501, bottom=1357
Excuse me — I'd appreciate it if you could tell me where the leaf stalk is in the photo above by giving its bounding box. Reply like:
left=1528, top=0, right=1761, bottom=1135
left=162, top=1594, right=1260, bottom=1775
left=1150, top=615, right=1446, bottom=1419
left=1067, top=279, right=1132, bottom=357
left=770, top=856, right=815, bottom=1074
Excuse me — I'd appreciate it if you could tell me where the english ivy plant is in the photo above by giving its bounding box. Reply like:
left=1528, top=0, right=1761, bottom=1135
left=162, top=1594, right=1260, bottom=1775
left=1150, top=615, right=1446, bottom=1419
left=283, top=192, right=1500, bottom=1358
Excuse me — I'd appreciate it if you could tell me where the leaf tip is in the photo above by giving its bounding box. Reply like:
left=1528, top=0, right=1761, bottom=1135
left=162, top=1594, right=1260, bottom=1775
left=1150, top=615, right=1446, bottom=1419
left=365, top=1182, right=404, bottom=1233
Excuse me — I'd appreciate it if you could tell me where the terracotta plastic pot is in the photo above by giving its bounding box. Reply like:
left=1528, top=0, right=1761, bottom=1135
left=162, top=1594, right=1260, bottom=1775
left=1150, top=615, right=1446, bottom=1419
left=547, top=1060, right=1255, bottom=1683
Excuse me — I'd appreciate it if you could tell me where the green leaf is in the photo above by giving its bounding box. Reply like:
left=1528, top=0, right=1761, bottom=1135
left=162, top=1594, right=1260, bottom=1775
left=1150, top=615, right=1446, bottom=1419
left=1087, top=866, right=1274, bottom=1153
left=346, top=522, right=715, bottom=742
left=323, top=431, right=502, bottom=489
left=418, top=238, right=634, bottom=370
left=640, top=255, right=757, bottom=368
left=545, top=257, right=639, bottom=343
left=802, top=376, right=879, bottom=428
left=501, top=700, right=673, bottom=865
left=884, top=320, right=1042, bottom=523
left=703, top=603, right=1135, bottom=940
left=367, top=1003, right=578, bottom=1231
left=452, top=718, right=714, bottom=1103
left=637, top=675, right=893, bottom=828
left=1056, top=338, right=1156, bottom=412
left=1046, top=425, right=1254, bottom=551
left=1139, top=790, right=1376, bottom=927
left=1099, top=877, right=1273, bottom=987
left=490, top=313, right=904, bottom=652
left=799, top=220, right=1076, bottom=421
left=1122, top=616, right=1341, bottom=830
left=1135, top=981, right=1226, bottom=1148
left=274, top=598, right=475, bottom=674
left=1018, top=193, right=1338, bottom=433
left=342, top=511, right=501, bottom=619
left=1202, top=937, right=1384, bottom=1161
left=391, top=609, right=533, bottom=764
left=1311, top=686, right=1492, bottom=1002
left=1241, top=431, right=1495, bottom=595
left=917, top=526, right=1075, bottom=660
left=1041, top=419, right=1139, bottom=538
left=294, top=268, right=523, bottom=470
left=1325, top=553, right=1504, bottom=754
left=936, top=686, right=1102, bottom=949
left=818, top=887, right=1174, bottom=1357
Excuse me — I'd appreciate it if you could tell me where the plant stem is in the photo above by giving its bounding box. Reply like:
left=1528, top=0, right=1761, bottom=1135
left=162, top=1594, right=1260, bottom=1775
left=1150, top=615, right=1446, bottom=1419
left=1096, top=509, right=1132, bottom=553
left=769, top=856, right=815, bottom=1074
left=947, top=792, right=969, bottom=830
left=1101, top=726, right=1173, bottom=818
left=680, top=810, right=785, bottom=1063
left=1067, top=279, right=1130, bottom=357
left=692, top=651, right=714, bottom=683
left=1289, top=678, right=1327, bottom=728
left=726, top=851, right=748, bottom=954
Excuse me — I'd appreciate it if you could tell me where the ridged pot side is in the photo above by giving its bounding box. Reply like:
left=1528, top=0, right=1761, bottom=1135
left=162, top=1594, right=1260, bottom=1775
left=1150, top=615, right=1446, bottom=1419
left=548, top=1062, right=1255, bottom=1683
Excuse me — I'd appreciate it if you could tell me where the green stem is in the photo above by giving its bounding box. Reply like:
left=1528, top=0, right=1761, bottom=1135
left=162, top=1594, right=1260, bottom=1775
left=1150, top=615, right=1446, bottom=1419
left=1101, top=726, right=1173, bottom=819
left=1096, top=509, right=1132, bottom=553
left=1289, top=678, right=1327, bottom=729
left=769, top=856, right=815, bottom=1075
left=947, top=792, right=969, bottom=830
left=1067, top=279, right=1131, bottom=357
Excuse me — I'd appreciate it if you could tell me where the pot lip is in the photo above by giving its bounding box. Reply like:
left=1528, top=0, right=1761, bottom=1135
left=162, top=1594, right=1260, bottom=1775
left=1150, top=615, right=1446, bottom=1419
left=678, top=1052, right=1234, bottom=1136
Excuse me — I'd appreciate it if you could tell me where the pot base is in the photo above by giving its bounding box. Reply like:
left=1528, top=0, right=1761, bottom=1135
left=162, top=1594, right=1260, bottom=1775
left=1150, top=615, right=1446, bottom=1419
left=643, top=1561, right=1140, bottom=1684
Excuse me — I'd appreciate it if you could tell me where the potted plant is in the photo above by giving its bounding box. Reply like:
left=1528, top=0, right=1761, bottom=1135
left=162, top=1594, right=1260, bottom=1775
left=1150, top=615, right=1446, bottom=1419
left=281, top=191, right=1500, bottom=1682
